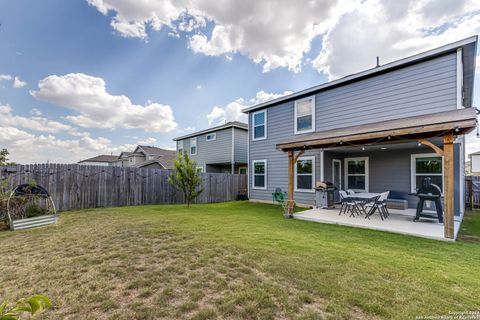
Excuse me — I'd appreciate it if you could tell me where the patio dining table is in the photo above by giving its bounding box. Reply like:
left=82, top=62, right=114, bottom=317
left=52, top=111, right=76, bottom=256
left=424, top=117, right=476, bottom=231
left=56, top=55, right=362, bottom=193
left=348, top=192, right=380, bottom=216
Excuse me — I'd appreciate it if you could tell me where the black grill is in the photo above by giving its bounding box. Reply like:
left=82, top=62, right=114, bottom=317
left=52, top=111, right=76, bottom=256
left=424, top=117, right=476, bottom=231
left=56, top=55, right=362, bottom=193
left=411, top=178, right=443, bottom=223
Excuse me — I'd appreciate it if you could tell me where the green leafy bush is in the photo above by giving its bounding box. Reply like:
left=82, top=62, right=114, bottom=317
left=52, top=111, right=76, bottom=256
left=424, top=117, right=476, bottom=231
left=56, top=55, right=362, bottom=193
left=0, top=295, right=51, bottom=319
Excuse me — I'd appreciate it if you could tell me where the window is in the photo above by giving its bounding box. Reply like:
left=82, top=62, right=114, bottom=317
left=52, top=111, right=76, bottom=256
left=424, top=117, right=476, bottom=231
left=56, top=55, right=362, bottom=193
left=294, top=96, right=315, bottom=134
left=411, top=154, right=443, bottom=193
left=190, top=137, right=197, bottom=155
left=206, top=133, right=216, bottom=141
left=252, top=110, right=266, bottom=140
left=295, top=156, right=315, bottom=192
left=252, top=160, right=267, bottom=189
left=345, top=157, right=369, bottom=192
left=177, top=140, right=183, bottom=154
left=238, top=167, right=247, bottom=175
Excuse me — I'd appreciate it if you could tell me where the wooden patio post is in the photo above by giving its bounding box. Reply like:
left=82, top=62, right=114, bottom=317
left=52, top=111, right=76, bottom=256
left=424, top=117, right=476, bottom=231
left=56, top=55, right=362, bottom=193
left=287, top=149, right=305, bottom=217
left=443, top=132, right=454, bottom=239
left=287, top=150, right=294, bottom=217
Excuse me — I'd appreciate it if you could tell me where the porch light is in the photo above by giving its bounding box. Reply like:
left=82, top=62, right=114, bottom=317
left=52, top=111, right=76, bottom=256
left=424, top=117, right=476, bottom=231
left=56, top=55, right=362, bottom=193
left=418, top=142, right=422, bottom=147
left=362, top=146, right=365, bottom=151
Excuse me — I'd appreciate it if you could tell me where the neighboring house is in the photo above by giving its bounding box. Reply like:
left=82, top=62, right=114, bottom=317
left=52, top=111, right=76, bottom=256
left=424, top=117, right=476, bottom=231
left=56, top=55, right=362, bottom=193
left=242, top=36, right=477, bottom=239
left=173, top=121, right=248, bottom=174
left=78, top=155, right=119, bottom=166
left=115, top=152, right=132, bottom=167
left=127, top=145, right=176, bottom=169
left=78, top=146, right=176, bottom=169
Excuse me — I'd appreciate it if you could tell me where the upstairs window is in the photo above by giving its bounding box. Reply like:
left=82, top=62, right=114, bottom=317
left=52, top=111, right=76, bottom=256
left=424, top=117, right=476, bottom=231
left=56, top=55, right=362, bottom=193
left=294, top=97, right=315, bottom=134
left=177, top=140, right=184, bottom=154
left=252, top=110, right=266, bottom=140
left=206, top=133, right=216, bottom=141
left=190, top=137, right=197, bottom=155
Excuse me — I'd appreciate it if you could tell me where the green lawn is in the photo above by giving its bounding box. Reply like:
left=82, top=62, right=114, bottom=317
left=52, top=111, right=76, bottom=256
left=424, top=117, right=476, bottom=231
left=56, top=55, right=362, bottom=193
left=1, top=202, right=479, bottom=319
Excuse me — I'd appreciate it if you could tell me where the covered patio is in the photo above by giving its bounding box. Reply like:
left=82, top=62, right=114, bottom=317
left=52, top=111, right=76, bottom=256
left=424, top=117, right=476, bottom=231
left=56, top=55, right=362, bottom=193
left=294, top=206, right=461, bottom=241
left=277, top=108, right=477, bottom=240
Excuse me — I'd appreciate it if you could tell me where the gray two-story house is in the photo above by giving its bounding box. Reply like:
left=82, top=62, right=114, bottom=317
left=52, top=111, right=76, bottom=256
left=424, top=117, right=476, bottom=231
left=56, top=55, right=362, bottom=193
left=242, top=36, right=478, bottom=240
left=173, top=121, right=248, bottom=174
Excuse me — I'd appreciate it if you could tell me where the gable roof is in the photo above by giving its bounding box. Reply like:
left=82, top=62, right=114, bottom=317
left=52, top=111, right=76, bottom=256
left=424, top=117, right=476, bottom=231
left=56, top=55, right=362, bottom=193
left=242, top=36, right=477, bottom=113
left=78, top=155, right=119, bottom=163
left=173, top=121, right=248, bottom=141
left=133, top=145, right=176, bottom=156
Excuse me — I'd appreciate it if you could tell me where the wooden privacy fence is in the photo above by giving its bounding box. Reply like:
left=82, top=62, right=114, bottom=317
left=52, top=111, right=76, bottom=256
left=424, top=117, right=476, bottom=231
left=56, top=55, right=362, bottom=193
left=465, top=176, right=480, bottom=209
left=0, top=164, right=248, bottom=212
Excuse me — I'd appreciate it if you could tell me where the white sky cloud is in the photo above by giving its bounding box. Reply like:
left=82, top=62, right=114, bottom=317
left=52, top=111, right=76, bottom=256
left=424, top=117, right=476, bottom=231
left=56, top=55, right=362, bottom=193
left=0, top=74, right=12, bottom=82
left=12, top=76, right=27, bottom=88
left=86, top=0, right=480, bottom=75
left=206, top=90, right=292, bottom=126
left=0, top=126, right=136, bottom=164
left=313, top=0, right=480, bottom=79
left=30, top=73, right=178, bottom=132
left=0, top=103, right=72, bottom=133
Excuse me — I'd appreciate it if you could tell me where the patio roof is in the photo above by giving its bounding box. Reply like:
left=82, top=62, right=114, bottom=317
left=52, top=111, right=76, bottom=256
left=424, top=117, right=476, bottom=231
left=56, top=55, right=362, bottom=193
left=277, top=108, right=477, bottom=151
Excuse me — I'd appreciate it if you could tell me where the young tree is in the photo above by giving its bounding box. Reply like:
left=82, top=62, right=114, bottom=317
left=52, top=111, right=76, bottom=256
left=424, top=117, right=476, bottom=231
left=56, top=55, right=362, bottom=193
left=0, top=149, right=14, bottom=166
left=168, top=153, right=203, bottom=208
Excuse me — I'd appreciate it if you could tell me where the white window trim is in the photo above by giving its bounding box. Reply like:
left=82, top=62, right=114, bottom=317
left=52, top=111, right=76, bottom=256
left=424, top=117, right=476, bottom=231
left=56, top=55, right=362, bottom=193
left=294, top=156, right=315, bottom=193
left=344, top=157, right=369, bottom=192
left=252, top=110, right=267, bottom=141
left=294, top=96, right=315, bottom=135
left=332, top=159, right=342, bottom=190
left=196, top=166, right=203, bottom=173
left=177, top=140, right=184, bottom=154
left=206, top=133, right=216, bottom=141
left=190, top=137, right=197, bottom=155
left=238, top=166, right=247, bottom=174
left=410, top=153, right=444, bottom=194
left=456, top=48, right=463, bottom=109
left=252, top=159, right=267, bottom=190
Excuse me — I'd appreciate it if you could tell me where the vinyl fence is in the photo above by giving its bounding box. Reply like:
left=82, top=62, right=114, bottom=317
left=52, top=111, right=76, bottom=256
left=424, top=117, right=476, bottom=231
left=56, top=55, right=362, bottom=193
left=0, top=164, right=248, bottom=212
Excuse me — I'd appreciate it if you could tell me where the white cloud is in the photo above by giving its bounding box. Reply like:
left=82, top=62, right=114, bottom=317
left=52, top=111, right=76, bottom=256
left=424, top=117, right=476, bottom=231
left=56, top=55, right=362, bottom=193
left=87, top=0, right=480, bottom=75
left=196, top=85, right=202, bottom=90
left=12, top=76, right=27, bottom=88
left=0, top=74, right=12, bottom=82
left=30, top=73, right=178, bottom=132
left=29, top=108, right=42, bottom=116
left=0, top=103, right=72, bottom=133
left=313, top=0, right=480, bottom=79
left=184, top=127, right=196, bottom=131
left=206, top=90, right=292, bottom=125
left=86, top=0, right=347, bottom=72
left=0, top=126, right=136, bottom=164
left=137, top=137, right=157, bottom=145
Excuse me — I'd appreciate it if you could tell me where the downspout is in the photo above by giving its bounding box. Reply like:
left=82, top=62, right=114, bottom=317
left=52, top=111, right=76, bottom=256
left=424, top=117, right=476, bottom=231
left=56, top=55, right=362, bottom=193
left=231, top=127, right=235, bottom=174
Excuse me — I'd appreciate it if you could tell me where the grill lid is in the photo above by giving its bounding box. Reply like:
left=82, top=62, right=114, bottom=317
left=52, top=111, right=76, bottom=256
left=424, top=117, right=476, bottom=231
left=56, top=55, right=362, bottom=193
left=416, top=177, right=442, bottom=197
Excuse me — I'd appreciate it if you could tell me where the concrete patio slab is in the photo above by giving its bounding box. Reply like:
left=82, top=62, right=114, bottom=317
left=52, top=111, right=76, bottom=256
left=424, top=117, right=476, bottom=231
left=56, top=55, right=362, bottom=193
left=293, top=207, right=460, bottom=241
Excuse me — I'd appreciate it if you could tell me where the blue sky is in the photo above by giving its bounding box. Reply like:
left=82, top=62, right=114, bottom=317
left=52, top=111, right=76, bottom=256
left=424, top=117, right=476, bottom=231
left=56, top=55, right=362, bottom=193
left=0, top=0, right=479, bottom=163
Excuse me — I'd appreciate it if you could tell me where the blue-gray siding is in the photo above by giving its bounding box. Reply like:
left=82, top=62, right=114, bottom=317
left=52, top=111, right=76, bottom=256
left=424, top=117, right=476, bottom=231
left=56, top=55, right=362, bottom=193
left=177, top=127, right=247, bottom=171
left=248, top=52, right=464, bottom=215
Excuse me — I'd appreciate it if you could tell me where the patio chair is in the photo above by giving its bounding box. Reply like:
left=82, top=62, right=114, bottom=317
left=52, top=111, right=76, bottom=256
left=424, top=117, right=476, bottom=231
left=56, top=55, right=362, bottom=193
left=272, top=188, right=287, bottom=205
left=339, top=190, right=360, bottom=217
left=347, top=189, right=356, bottom=195
left=365, top=191, right=390, bottom=220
